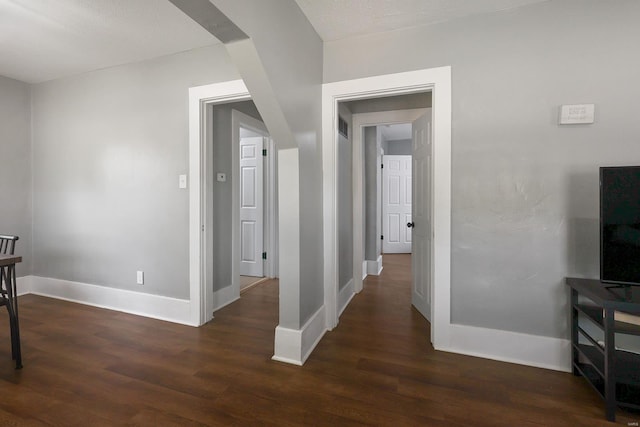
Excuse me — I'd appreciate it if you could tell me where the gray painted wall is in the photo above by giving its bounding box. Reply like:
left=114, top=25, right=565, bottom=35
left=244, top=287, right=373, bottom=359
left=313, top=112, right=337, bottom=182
left=325, top=0, right=640, bottom=339
left=31, top=45, right=239, bottom=299
left=346, top=93, right=431, bottom=115
left=0, top=75, right=32, bottom=276
left=208, top=101, right=262, bottom=293
left=364, top=126, right=379, bottom=262
left=384, top=139, right=412, bottom=156
left=338, top=103, right=353, bottom=290
left=211, top=0, right=324, bottom=328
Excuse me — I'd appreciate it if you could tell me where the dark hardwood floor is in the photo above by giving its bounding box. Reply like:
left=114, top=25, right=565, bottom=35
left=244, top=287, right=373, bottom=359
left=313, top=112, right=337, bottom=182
left=0, top=254, right=635, bottom=425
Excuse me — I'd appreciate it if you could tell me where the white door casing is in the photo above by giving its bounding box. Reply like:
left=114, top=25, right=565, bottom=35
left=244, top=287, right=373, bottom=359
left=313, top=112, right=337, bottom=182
left=351, top=109, right=428, bottom=293
left=382, top=155, right=412, bottom=254
left=239, top=135, right=265, bottom=277
left=188, top=81, right=279, bottom=327
left=323, top=66, right=452, bottom=349
left=411, top=113, right=432, bottom=321
left=189, top=80, right=251, bottom=326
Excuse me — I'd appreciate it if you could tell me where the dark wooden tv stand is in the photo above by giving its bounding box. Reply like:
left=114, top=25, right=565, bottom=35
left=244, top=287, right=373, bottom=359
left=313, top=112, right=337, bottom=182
left=566, top=277, right=640, bottom=421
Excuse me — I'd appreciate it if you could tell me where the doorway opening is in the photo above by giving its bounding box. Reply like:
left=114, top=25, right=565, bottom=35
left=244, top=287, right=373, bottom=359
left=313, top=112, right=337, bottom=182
left=207, top=102, right=278, bottom=315
left=339, top=106, right=432, bottom=323
left=322, top=67, right=452, bottom=349
left=380, top=123, right=413, bottom=256
left=232, top=109, right=278, bottom=294
left=188, top=80, right=279, bottom=327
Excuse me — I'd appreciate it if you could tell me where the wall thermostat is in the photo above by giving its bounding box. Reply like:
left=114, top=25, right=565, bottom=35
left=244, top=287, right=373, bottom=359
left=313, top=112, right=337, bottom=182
left=559, top=104, right=595, bottom=125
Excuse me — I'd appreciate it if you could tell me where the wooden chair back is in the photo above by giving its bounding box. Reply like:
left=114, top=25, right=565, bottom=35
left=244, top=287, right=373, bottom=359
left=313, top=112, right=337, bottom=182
left=0, top=235, right=19, bottom=255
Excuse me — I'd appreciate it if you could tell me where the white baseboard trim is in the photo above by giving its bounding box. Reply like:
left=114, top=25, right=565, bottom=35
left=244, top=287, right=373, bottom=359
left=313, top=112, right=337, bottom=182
left=437, top=323, right=572, bottom=372
left=19, top=276, right=571, bottom=372
left=338, top=279, right=355, bottom=317
left=16, top=275, right=34, bottom=296
left=362, top=261, right=368, bottom=280
left=366, top=255, right=383, bottom=276
left=24, top=275, right=195, bottom=326
left=212, top=284, right=240, bottom=313
left=273, top=305, right=327, bottom=366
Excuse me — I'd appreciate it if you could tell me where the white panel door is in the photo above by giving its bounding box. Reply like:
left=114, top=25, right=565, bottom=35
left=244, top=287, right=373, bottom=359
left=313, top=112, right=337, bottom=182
left=382, top=155, right=412, bottom=253
left=411, top=113, right=432, bottom=321
left=239, top=136, right=264, bottom=277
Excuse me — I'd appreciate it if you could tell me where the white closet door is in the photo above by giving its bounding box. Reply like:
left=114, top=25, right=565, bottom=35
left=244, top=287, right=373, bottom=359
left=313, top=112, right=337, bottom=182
left=411, top=113, right=432, bottom=321
left=239, top=136, right=264, bottom=277
left=382, top=155, right=412, bottom=254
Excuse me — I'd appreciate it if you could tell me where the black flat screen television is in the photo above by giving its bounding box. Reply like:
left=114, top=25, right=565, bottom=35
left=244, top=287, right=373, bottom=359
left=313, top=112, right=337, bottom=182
left=600, top=166, right=640, bottom=286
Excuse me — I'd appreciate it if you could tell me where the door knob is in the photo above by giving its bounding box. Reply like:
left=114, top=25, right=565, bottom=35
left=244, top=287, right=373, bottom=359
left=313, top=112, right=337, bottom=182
left=407, top=222, right=415, bottom=228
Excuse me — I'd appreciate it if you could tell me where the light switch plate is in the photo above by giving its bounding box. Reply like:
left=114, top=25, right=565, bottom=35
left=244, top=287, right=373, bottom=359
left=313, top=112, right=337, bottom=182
left=559, top=104, right=595, bottom=124
left=178, top=174, right=187, bottom=189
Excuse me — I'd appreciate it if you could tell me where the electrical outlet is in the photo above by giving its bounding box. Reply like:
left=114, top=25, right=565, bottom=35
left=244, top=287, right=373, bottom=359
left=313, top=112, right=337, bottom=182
left=136, top=270, right=144, bottom=285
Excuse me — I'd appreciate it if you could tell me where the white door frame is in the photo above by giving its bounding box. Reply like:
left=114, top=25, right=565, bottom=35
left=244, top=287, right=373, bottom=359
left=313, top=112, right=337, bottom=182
left=322, top=67, right=452, bottom=350
left=352, top=109, right=427, bottom=293
left=231, top=109, right=278, bottom=284
left=188, top=80, right=251, bottom=326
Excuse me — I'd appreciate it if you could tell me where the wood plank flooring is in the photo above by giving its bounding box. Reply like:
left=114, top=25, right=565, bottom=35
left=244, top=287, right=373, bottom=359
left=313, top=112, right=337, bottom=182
left=0, top=254, right=636, bottom=425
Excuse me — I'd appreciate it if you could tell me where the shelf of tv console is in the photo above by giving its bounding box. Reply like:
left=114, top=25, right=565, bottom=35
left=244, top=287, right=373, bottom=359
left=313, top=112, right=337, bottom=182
left=573, top=344, right=640, bottom=409
left=576, top=303, right=640, bottom=337
left=566, top=277, right=640, bottom=421
left=566, top=277, right=640, bottom=313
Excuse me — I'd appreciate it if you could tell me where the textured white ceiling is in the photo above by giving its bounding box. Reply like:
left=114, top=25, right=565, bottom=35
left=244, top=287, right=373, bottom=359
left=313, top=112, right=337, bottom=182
left=0, top=0, right=551, bottom=84
left=0, top=0, right=219, bottom=83
left=295, top=0, right=549, bottom=41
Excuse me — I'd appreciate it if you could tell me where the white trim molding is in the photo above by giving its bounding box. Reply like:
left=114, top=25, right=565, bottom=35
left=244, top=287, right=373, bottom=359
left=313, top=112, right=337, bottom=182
left=338, top=279, right=355, bottom=316
left=189, top=80, right=251, bottom=326
left=443, top=324, right=572, bottom=372
left=212, top=284, right=240, bottom=314
left=273, top=306, right=327, bottom=366
left=322, top=67, right=452, bottom=350
left=20, top=274, right=571, bottom=371
left=16, top=276, right=34, bottom=296
left=25, top=276, right=194, bottom=326
left=366, top=256, right=384, bottom=276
